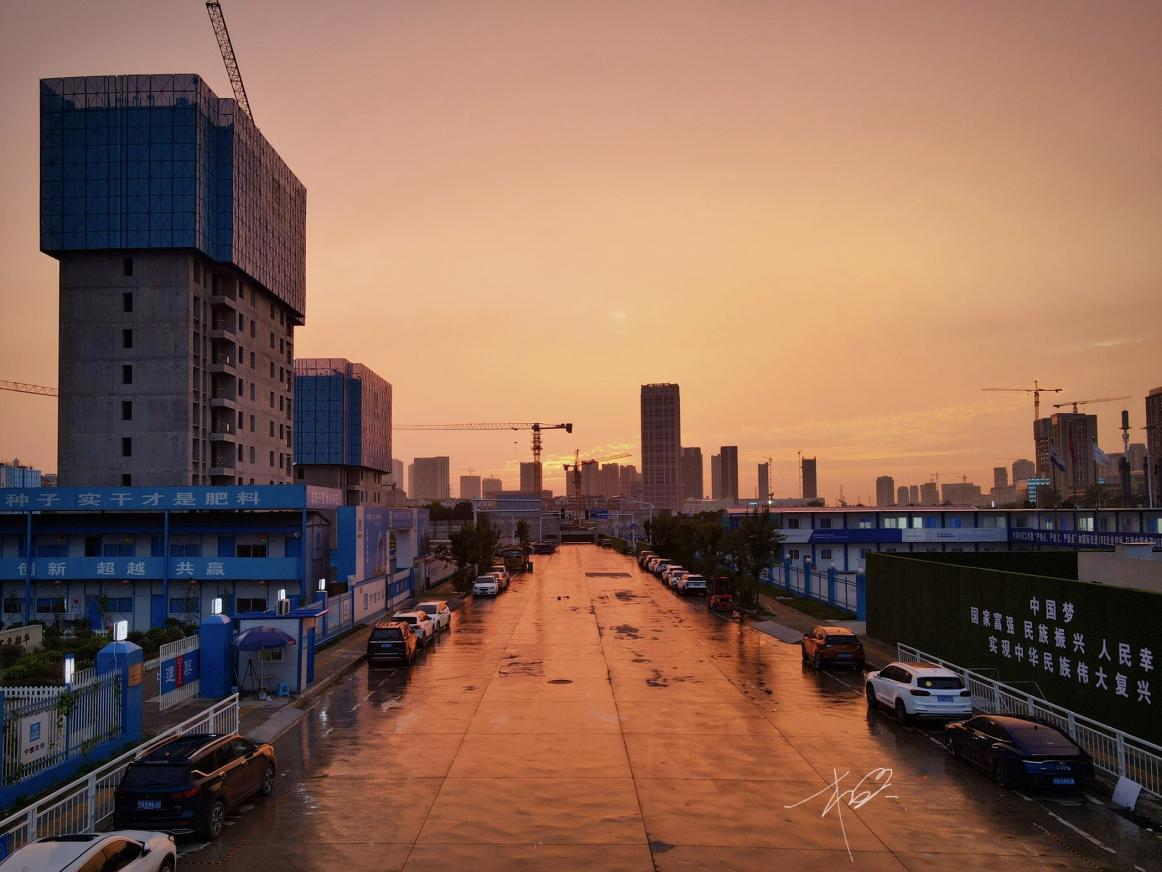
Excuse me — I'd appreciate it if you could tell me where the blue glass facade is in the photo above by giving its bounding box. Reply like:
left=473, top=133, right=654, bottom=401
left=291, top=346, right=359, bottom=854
left=294, top=360, right=392, bottom=473
left=40, top=74, right=306, bottom=318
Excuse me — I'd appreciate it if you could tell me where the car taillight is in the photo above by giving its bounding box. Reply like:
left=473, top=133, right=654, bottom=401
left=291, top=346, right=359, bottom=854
left=909, top=689, right=930, bottom=696
left=959, top=690, right=971, bottom=697
left=170, top=787, right=199, bottom=799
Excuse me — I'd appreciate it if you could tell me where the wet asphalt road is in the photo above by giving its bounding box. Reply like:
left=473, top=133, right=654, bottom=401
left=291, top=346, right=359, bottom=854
left=179, top=545, right=1161, bottom=871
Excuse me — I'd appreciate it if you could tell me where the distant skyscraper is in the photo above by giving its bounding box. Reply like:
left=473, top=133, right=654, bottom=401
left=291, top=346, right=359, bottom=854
left=1012, top=459, right=1035, bottom=482
left=459, top=475, right=482, bottom=500
left=719, top=447, right=739, bottom=502
left=875, top=476, right=895, bottom=506
left=640, top=384, right=681, bottom=512
left=908, top=484, right=920, bottom=504
left=920, top=481, right=939, bottom=505
left=942, top=481, right=982, bottom=504
left=620, top=464, right=642, bottom=498
left=681, top=448, right=703, bottom=501
left=896, top=485, right=910, bottom=505
left=710, top=454, right=722, bottom=500
left=42, top=75, right=306, bottom=487
left=802, top=457, right=818, bottom=500
left=519, top=462, right=539, bottom=493
left=482, top=477, right=503, bottom=499
left=409, top=456, right=450, bottom=501
left=1038, top=413, right=1099, bottom=493
left=993, top=467, right=1008, bottom=489
left=389, top=459, right=405, bottom=492
left=581, top=460, right=599, bottom=496
left=1147, top=388, right=1162, bottom=504
left=757, top=462, right=770, bottom=501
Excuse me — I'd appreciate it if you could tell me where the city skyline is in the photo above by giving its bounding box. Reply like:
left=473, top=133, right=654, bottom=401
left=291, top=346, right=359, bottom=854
left=2, top=1, right=1161, bottom=503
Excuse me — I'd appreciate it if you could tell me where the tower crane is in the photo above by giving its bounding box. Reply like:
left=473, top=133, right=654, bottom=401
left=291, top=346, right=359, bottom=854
left=394, top=422, right=572, bottom=493
left=0, top=381, right=57, bottom=398
left=205, top=2, right=254, bottom=121
left=982, top=380, right=1062, bottom=420
left=562, top=450, right=632, bottom=524
left=1051, top=396, right=1131, bottom=414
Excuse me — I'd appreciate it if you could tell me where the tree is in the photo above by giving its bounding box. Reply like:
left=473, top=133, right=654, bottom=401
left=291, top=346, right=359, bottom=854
left=724, top=507, right=783, bottom=611
left=515, top=519, right=531, bottom=554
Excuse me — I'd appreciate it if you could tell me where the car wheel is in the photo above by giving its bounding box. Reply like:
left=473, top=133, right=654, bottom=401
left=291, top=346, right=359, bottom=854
left=866, top=685, right=877, bottom=709
left=993, top=762, right=1011, bottom=788
left=813, top=652, right=822, bottom=671
left=204, top=798, right=226, bottom=840
left=945, top=734, right=958, bottom=758
left=800, top=643, right=808, bottom=663
left=894, top=699, right=909, bottom=724
left=260, top=764, right=276, bottom=797
left=159, top=859, right=175, bottom=872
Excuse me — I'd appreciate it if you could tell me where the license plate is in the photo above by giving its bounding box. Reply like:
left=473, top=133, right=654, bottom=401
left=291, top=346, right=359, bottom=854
left=137, top=799, right=162, bottom=810
left=836, top=653, right=851, bottom=659
left=937, top=695, right=953, bottom=703
left=1052, top=777, right=1075, bottom=785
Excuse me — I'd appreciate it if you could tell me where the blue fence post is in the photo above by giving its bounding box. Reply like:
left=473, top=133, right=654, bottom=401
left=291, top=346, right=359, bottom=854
left=827, top=566, right=837, bottom=607
left=782, top=558, right=791, bottom=592
left=856, top=573, right=867, bottom=621
left=97, top=640, right=143, bottom=746
left=199, top=614, right=234, bottom=699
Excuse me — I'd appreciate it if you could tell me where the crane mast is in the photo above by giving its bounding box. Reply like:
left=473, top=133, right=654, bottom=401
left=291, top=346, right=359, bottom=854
left=205, top=2, right=254, bottom=122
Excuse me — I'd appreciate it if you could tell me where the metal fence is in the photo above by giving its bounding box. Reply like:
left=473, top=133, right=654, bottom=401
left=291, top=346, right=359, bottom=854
left=0, top=694, right=239, bottom=858
left=2, top=670, right=122, bottom=789
left=898, top=643, right=1162, bottom=799
left=764, top=561, right=862, bottom=616
left=157, top=635, right=199, bottom=712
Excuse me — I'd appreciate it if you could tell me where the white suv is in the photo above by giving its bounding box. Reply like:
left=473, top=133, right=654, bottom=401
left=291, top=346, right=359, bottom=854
left=866, top=661, right=973, bottom=722
left=678, top=573, right=707, bottom=595
left=489, top=565, right=511, bottom=590
left=392, top=610, right=436, bottom=645
left=415, top=600, right=451, bottom=633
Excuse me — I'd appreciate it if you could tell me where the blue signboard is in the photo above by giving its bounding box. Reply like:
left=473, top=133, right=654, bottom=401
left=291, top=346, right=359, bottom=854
left=0, top=485, right=341, bottom=513
left=808, top=529, right=902, bottom=544
left=159, top=650, right=199, bottom=695
left=1009, top=529, right=1162, bottom=547
left=0, top=556, right=300, bottom=581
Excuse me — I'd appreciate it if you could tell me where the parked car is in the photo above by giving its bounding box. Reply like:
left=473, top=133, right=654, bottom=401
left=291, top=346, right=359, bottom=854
left=1, top=831, right=178, bottom=872
left=866, top=661, right=972, bottom=723
left=113, top=733, right=276, bottom=839
left=662, top=566, right=685, bottom=586
left=473, top=574, right=501, bottom=597
left=637, top=550, right=655, bottom=568
left=415, top=600, right=452, bottom=633
left=801, top=625, right=865, bottom=670
left=944, top=715, right=1095, bottom=789
left=489, top=565, right=511, bottom=590
left=645, top=556, right=661, bottom=573
left=678, top=573, right=708, bottom=595
left=367, top=620, right=418, bottom=665
left=391, top=610, right=436, bottom=645
left=652, top=559, right=674, bottom=578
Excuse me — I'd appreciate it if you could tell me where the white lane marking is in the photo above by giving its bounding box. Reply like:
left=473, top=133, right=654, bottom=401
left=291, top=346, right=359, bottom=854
left=363, top=691, right=375, bottom=700
left=1042, top=807, right=1117, bottom=855
left=350, top=703, right=360, bottom=712
left=1014, top=790, right=1035, bottom=803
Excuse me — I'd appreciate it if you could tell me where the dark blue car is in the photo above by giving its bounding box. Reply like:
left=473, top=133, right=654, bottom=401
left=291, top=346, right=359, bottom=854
left=944, top=715, right=1095, bottom=789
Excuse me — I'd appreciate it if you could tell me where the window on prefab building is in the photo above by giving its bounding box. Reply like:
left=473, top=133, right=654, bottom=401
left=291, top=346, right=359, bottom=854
left=3, top=597, right=23, bottom=614
left=106, top=597, right=133, bottom=613
left=236, top=597, right=267, bottom=613
left=818, top=518, right=831, bottom=529
left=787, top=518, right=800, bottom=529
left=122, top=257, right=134, bottom=277
left=820, top=548, right=833, bottom=560
left=236, top=542, right=268, bottom=558
left=36, top=597, right=66, bottom=614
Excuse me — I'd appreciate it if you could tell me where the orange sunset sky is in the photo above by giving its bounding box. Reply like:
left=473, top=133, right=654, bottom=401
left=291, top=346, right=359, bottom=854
left=1, top=1, right=1160, bottom=502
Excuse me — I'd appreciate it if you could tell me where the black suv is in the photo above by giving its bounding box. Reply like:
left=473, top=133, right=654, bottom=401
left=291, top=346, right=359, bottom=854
left=113, top=733, right=276, bottom=839
left=367, top=620, right=418, bottom=665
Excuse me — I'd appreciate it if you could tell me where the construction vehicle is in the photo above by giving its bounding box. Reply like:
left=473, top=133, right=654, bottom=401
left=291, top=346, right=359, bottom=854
left=707, top=577, right=734, bottom=615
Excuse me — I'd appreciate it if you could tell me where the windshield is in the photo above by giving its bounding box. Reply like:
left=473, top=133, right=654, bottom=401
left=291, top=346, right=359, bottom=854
left=417, top=603, right=439, bottom=613
left=395, top=615, right=417, bottom=624
left=370, top=628, right=403, bottom=641
left=826, top=635, right=858, bottom=646
left=916, top=676, right=964, bottom=690
left=685, top=577, right=706, bottom=585
left=121, top=764, right=190, bottom=789
left=1010, top=726, right=1078, bottom=754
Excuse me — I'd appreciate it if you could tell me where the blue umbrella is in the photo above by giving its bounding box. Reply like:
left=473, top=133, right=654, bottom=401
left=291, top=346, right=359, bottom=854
left=236, top=626, right=296, bottom=651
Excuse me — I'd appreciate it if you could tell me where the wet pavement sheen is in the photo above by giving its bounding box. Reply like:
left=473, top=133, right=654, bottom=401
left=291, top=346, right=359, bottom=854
left=181, top=546, right=1161, bottom=871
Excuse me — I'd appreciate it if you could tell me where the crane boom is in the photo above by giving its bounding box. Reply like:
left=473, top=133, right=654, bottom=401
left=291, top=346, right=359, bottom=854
left=0, top=381, right=58, bottom=398
left=205, top=2, right=254, bottom=121
left=982, top=379, right=1062, bottom=419
left=1052, top=396, right=1131, bottom=414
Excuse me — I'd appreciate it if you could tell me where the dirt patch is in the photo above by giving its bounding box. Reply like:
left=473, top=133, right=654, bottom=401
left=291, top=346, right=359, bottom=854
left=586, top=572, right=632, bottom=578
left=498, top=659, right=545, bottom=677
left=611, top=624, right=642, bottom=639
left=613, top=590, right=645, bottom=602
left=547, top=679, right=573, bottom=685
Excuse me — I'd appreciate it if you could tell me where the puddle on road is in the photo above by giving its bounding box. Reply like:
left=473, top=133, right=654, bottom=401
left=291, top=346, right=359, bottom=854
left=547, top=679, right=573, bottom=684
left=499, top=659, right=545, bottom=677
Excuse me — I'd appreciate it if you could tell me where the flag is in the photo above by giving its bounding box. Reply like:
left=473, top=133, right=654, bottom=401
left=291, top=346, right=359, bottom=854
left=1049, top=443, right=1067, bottom=472
left=1093, top=442, right=1111, bottom=467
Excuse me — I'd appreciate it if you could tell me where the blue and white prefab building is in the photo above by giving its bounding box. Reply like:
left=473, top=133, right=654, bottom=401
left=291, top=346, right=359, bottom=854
left=0, top=485, right=427, bottom=631
left=723, top=505, right=1162, bottom=574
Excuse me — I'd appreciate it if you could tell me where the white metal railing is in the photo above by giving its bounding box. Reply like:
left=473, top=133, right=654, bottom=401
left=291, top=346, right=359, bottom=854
left=898, top=644, right=1162, bottom=798
left=2, top=671, right=122, bottom=788
left=0, top=694, right=239, bottom=858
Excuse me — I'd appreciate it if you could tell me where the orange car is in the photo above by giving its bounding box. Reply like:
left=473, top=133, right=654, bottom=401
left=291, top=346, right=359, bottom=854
left=801, top=625, right=865, bottom=670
